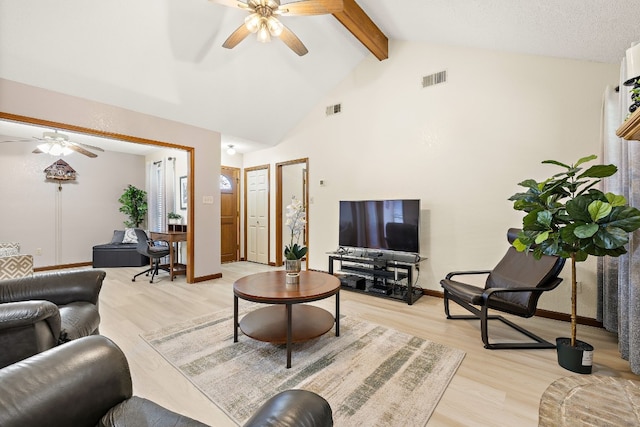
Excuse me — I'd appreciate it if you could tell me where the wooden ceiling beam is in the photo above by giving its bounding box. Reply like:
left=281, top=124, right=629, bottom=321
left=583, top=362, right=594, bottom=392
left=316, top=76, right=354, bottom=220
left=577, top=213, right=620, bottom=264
left=332, top=0, right=388, bottom=61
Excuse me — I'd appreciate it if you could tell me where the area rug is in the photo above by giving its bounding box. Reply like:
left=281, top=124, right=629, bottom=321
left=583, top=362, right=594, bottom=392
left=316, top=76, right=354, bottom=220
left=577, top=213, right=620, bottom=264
left=141, top=306, right=465, bottom=427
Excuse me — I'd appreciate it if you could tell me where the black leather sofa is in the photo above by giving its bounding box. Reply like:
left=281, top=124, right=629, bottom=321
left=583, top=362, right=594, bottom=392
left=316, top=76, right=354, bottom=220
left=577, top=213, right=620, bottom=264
left=0, top=269, right=105, bottom=368
left=92, top=229, right=149, bottom=268
left=0, top=335, right=334, bottom=427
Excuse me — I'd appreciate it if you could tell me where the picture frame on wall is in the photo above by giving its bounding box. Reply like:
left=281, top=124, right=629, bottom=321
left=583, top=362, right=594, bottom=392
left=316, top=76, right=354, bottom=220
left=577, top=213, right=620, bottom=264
left=180, top=175, right=187, bottom=210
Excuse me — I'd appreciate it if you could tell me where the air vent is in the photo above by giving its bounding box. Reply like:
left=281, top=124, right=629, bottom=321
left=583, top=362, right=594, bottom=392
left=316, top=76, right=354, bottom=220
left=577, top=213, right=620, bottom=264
left=326, top=103, right=342, bottom=116
left=422, top=70, right=447, bottom=88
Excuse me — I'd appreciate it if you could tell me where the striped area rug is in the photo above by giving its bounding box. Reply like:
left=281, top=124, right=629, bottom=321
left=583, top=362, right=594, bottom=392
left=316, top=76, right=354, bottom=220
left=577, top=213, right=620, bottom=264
left=142, top=306, right=465, bottom=427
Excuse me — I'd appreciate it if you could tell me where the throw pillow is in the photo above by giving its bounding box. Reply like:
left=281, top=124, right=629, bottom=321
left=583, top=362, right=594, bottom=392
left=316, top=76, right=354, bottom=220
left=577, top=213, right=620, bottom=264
left=0, top=247, right=19, bottom=257
left=110, top=230, right=126, bottom=244
left=122, top=228, right=138, bottom=244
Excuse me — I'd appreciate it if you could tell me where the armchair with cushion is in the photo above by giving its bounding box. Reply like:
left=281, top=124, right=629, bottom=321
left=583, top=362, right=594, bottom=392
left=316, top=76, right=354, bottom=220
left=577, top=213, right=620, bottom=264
left=440, top=228, right=566, bottom=349
left=0, top=269, right=105, bottom=368
left=0, top=335, right=334, bottom=427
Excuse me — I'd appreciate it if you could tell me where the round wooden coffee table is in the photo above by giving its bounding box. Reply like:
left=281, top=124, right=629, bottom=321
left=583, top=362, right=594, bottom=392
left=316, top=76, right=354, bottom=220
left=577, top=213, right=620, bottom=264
left=233, top=270, right=340, bottom=368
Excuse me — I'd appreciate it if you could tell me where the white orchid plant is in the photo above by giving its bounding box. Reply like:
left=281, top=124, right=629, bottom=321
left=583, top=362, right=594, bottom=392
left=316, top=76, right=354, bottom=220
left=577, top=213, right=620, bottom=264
left=284, top=196, right=307, bottom=260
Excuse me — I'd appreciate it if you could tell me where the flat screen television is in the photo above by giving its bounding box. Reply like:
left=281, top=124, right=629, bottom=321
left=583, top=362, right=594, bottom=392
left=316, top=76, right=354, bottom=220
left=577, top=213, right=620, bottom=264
left=338, top=199, right=420, bottom=254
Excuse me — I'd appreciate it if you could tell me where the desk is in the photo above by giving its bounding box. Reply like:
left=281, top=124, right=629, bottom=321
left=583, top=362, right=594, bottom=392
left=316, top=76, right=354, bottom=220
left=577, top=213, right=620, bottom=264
left=150, top=231, right=186, bottom=281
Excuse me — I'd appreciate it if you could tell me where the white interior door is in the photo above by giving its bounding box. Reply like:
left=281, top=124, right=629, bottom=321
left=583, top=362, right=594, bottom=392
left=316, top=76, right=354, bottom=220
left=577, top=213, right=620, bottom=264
left=246, top=168, right=269, bottom=264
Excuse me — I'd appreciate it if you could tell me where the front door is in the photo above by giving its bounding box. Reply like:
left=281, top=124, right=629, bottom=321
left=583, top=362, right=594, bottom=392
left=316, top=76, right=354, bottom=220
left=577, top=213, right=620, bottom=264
left=220, top=166, right=239, bottom=263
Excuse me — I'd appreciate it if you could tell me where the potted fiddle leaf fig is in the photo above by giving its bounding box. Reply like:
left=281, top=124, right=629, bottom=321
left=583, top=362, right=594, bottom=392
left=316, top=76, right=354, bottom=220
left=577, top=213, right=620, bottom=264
left=119, top=185, right=148, bottom=228
left=509, top=155, right=640, bottom=374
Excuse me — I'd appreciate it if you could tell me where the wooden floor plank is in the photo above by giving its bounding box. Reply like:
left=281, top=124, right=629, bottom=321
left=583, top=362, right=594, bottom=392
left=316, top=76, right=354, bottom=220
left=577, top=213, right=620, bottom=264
left=96, top=262, right=637, bottom=426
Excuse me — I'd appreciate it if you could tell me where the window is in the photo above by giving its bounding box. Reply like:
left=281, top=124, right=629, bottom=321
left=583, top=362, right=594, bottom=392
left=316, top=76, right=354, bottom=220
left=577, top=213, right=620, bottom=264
left=220, top=174, right=232, bottom=191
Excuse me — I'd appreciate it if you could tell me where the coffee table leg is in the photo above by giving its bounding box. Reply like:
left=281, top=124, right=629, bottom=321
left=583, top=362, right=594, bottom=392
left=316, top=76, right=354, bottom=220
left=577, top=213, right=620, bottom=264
left=233, top=295, right=238, bottom=343
left=335, top=291, right=340, bottom=337
left=286, top=303, right=292, bottom=368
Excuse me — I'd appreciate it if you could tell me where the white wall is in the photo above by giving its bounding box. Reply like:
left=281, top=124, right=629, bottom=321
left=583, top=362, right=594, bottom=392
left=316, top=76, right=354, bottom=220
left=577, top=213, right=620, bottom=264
left=0, top=140, right=145, bottom=267
left=243, top=40, right=619, bottom=317
left=0, top=79, right=222, bottom=279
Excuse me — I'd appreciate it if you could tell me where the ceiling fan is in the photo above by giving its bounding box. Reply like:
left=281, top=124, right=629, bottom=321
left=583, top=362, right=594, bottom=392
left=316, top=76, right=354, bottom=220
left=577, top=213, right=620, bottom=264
left=0, top=130, right=104, bottom=158
left=211, top=0, right=344, bottom=56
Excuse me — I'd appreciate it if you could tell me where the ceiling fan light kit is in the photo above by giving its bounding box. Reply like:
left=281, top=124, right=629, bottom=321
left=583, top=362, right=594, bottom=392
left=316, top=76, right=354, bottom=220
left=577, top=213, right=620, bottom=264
left=213, top=0, right=343, bottom=56
left=37, top=142, right=74, bottom=156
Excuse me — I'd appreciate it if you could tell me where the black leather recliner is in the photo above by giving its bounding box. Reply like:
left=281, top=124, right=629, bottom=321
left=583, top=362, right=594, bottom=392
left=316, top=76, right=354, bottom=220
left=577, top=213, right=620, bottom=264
left=0, top=269, right=105, bottom=368
left=0, top=335, right=334, bottom=427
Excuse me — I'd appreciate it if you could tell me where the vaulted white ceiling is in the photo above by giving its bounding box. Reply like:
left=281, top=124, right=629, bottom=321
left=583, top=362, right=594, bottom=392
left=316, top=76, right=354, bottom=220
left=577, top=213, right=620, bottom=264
left=1, top=0, right=639, bottom=153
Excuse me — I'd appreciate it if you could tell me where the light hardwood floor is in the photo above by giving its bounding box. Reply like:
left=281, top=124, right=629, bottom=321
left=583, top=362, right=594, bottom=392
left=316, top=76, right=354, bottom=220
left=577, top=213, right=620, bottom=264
left=97, top=262, right=638, bottom=426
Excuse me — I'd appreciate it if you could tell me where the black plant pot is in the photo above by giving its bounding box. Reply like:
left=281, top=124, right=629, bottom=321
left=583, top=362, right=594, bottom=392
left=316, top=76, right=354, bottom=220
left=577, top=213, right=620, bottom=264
left=556, top=337, right=594, bottom=374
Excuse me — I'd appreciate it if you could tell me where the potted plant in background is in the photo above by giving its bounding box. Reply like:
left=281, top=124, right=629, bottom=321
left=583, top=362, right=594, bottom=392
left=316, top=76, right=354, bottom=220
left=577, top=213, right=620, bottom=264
left=168, top=212, right=182, bottom=224
left=509, top=155, right=640, bottom=373
left=118, top=185, right=148, bottom=228
left=284, top=196, right=307, bottom=284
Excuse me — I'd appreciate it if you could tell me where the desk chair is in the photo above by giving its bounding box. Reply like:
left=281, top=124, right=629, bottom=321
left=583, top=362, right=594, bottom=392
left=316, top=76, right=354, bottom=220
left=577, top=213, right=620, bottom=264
left=440, top=228, right=565, bottom=349
left=131, top=229, right=170, bottom=284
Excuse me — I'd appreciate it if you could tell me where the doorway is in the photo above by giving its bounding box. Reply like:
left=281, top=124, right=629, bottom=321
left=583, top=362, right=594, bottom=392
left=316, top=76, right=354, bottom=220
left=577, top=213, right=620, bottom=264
left=220, top=166, right=240, bottom=263
left=276, top=158, right=309, bottom=267
left=0, top=112, right=196, bottom=282
left=245, top=165, right=269, bottom=264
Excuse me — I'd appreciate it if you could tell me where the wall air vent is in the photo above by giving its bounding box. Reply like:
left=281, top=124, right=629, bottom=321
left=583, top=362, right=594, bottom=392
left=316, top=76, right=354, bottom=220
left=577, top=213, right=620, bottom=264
left=422, top=70, right=447, bottom=88
left=326, top=103, right=342, bottom=116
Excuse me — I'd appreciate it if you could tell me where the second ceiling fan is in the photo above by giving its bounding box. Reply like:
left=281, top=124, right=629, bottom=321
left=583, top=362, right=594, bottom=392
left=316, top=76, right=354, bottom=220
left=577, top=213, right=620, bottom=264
left=211, top=0, right=344, bottom=56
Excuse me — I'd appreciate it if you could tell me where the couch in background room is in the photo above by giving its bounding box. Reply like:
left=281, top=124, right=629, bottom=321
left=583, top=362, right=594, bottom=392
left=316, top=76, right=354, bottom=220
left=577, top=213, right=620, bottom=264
left=0, top=335, right=334, bottom=427
left=93, top=229, right=149, bottom=268
left=0, top=269, right=105, bottom=368
left=0, top=242, right=33, bottom=280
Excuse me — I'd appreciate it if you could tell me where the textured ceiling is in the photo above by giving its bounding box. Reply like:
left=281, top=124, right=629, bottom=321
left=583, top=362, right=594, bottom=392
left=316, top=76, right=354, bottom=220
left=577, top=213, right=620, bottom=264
left=1, top=0, right=639, bottom=154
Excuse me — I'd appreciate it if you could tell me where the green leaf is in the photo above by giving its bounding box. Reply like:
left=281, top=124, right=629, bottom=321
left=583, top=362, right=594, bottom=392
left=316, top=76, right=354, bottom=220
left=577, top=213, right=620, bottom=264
left=542, top=159, right=571, bottom=169
left=536, top=211, right=553, bottom=227
left=574, top=154, right=597, bottom=167
left=560, top=224, right=580, bottom=244
left=574, top=223, right=598, bottom=238
left=512, top=238, right=527, bottom=252
left=594, top=226, right=629, bottom=249
left=606, top=206, right=640, bottom=232
left=605, top=193, right=627, bottom=207
left=577, top=164, right=617, bottom=179
left=517, top=179, right=540, bottom=189
left=566, top=197, right=593, bottom=223
left=534, top=231, right=550, bottom=244
left=574, top=250, right=589, bottom=262
left=587, top=200, right=612, bottom=222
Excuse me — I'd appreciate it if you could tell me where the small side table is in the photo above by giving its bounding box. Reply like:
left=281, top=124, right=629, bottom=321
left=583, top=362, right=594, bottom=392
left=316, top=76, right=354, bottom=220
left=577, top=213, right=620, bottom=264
left=233, top=270, right=340, bottom=368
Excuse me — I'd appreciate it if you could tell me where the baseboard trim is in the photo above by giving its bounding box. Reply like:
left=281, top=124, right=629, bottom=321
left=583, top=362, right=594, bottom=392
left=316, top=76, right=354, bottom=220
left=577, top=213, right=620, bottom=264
left=424, top=289, right=602, bottom=327
left=193, top=272, right=222, bottom=283
left=34, top=261, right=92, bottom=272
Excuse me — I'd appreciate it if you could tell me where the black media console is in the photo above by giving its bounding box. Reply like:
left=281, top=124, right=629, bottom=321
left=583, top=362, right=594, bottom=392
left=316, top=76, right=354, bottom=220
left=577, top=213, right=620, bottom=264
left=328, top=254, right=422, bottom=305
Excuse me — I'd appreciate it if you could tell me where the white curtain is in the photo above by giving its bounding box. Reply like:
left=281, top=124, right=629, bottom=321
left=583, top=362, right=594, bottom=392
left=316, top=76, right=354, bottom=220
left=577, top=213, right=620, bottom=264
left=598, top=59, right=640, bottom=374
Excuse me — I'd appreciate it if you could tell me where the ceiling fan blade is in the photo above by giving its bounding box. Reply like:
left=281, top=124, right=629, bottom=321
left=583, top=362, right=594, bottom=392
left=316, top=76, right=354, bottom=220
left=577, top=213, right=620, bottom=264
left=222, top=24, right=252, bottom=49
left=278, top=0, right=343, bottom=16
left=74, top=142, right=104, bottom=152
left=208, top=0, right=251, bottom=10
left=279, top=25, right=308, bottom=56
left=67, top=144, right=98, bottom=158
left=0, top=137, right=31, bottom=143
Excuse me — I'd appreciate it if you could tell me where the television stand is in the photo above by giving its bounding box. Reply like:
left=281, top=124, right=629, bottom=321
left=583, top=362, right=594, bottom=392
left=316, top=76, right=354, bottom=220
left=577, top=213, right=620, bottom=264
left=327, top=254, right=422, bottom=305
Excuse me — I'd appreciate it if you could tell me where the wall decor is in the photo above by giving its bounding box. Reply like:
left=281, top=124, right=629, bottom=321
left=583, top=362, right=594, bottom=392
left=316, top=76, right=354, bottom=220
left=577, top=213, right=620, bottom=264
left=44, top=159, right=77, bottom=190
left=180, top=175, right=187, bottom=210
